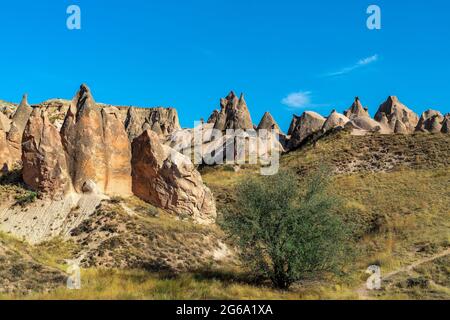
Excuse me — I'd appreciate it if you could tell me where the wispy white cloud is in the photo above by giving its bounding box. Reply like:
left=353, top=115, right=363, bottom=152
left=281, top=91, right=312, bottom=108
left=324, top=54, right=379, bottom=77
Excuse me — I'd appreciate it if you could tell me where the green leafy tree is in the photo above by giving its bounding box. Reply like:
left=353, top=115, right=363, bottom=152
left=222, top=169, right=350, bottom=289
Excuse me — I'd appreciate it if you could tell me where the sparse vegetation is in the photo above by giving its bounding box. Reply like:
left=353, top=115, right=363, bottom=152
left=221, top=169, right=351, bottom=289
left=13, top=191, right=38, bottom=207
left=0, top=132, right=449, bottom=299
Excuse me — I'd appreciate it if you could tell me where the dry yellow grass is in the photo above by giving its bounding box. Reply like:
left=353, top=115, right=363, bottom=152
left=1, top=133, right=449, bottom=300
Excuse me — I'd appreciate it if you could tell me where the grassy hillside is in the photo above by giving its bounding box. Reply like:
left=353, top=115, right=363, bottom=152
left=1, top=131, right=449, bottom=299
left=201, top=131, right=450, bottom=299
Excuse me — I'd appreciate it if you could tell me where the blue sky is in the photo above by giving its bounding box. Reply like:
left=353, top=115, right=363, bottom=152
left=0, top=0, right=449, bottom=130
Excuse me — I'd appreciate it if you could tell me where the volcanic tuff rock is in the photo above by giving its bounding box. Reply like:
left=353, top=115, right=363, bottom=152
left=416, top=110, right=444, bottom=133
left=287, top=111, right=326, bottom=150
left=322, top=110, right=350, bottom=132
left=131, top=130, right=217, bottom=224
left=0, top=119, right=11, bottom=172
left=374, top=96, right=419, bottom=133
left=207, top=109, right=220, bottom=124
left=257, top=112, right=281, bottom=132
left=344, top=97, right=369, bottom=119
left=124, top=107, right=180, bottom=141
left=346, top=115, right=392, bottom=135
left=211, top=91, right=253, bottom=131
left=61, top=84, right=132, bottom=196
left=38, top=99, right=71, bottom=130
left=0, top=100, right=16, bottom=117
left=442, top=114, right=450, bottom=134
left=0, top=112, right=11, bottom=133
left=6, top=94, right=33, bottom=161
left=21, top=108, right=72, bottom=196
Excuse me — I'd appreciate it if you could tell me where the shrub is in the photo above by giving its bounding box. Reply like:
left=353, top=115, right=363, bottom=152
left=221, top=168, right=350, bottom=289
left=14, top=191, right=38, bottom=207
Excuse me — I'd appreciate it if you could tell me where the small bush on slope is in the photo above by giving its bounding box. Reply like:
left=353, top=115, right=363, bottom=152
left=221, top=169, right=351, bottom=289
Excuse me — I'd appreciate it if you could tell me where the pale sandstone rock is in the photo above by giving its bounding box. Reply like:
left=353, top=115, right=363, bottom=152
left=22, top=108, right=72, bottom=196
left=211, top=91, right=253, bottom=131
left=416, top=109, right=444, bottom=133
left=394, top=120, right=408, bottom=134
left=287, top=111, right=325, bottom=150
left=441, top=114, right=450, bottom=134
left=0, top=100, right=16, bottom=118
left=0, top=112, right=11, bottom=133
left=61, top=84, right=132, bottom=196
left=344, top=97, right=369, bottom=119
left=375, top=96, right=419, bottom=133
left=39, top=99, right=71, bottom=130
left=347, top=115, right=392, bottom=135
left=0, top=119, right=11, bottom=173
left=322, top=110, right=350, bottom=132
left=124, top=107, right=180, bottom=141
left=132, top=130, right=216, bottom=224
left=207, top=110, right=220, bottom=124
left=257, top=112, right=281, bottom=132
left=7, top=94, right=33, bottom=162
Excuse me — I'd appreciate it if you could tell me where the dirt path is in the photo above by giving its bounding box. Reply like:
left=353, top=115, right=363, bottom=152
left=356, top=248, right=450, bottom=300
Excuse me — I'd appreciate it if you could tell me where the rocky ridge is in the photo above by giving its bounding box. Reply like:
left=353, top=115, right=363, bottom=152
left=0, top=87, right=449, bottom=241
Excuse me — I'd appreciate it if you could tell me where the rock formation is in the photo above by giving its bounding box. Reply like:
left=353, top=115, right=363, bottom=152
left=338, top=97, right=392, bottom=135
left=0, top=112, right=11, bottom=133
left=211, top=91, right=253, bottom=131
left=207, top=110, right=220, bottom=124
left=124, top=107, right=180, bottom=141
left=322, top=110, right=350, bottom=132
left=132, top=130, right=216, bottom=224
left=287, top=111, right=325, bottom=150
left=441, top=114, right=450, bottom=134
left=0, top=100, right=16, bottom=118
left=257, top=112, right=281, bottom=132
left=374, top=96, right=419, bottom=133
left=22, top=109, right=72, bottom=196
left=6, top=94, right=33, bottom=161
left=61, top=84, right=132, bottom=196
left=416, top=110, right=444, bottom=133
left=346, top=115, right=392, bottom=135
left=0, top=119, right=11, bottom=173
left=394, top=120, right=408, bottom=134
left=39, top=99, right=71, bottom=130
left=344, top=97, right=369, bottom=118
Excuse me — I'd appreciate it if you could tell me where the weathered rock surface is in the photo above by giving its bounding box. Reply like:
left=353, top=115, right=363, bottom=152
left=344, top=97, right=369, bottom=118
left=0, top=120, right=11, bottom=173
left=322, top=110, right=350, bottom=132
left=22, top=109, right=72, bottom=196
left=0, top=112, right=11, bottom=133
left=287, top=111, right=325, bottom=150
left=375, top=96, right=419, bottom=133
left=346, top=115, right=392, bottom=135
left=132, top=130, right=216, bottom=224
left=207, top=109, right=220, bottom=124
left=124, top=107, right=180, bottom=141
left=257, top=112, right=281, bottom=132
left=0, top=193, right=104, bottom=244
left=211, top=91, right=253, bottom=131
left=416, top=109, right=444, bottom=133
left=6, top=94, right=33, bottom=161
left=442, top=114, right=450, bottom=134
left=0, top=100, right=16, bottom=118
left=38, top=99, right=71, bottom=130
left=61, top=84, right=132, bottom=196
